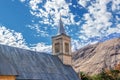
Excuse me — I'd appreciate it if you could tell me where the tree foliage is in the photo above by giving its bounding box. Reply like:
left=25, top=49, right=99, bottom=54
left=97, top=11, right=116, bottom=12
left=79, top=63, right=120, bottom=80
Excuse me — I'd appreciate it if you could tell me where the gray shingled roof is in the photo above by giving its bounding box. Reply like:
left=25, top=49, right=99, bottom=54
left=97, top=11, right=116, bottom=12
left=0, top=53, right=17, bottom=75
left=0, top=44, right=80, bottom=80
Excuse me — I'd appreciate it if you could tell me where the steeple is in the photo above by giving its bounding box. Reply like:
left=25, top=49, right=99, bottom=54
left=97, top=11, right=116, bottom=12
left=58, top=15, right=66, bottom=35
left=52, top=14, right=72, bottom=65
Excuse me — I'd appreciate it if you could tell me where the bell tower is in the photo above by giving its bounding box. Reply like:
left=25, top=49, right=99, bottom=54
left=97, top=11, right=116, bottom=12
left=52, top=16, right=72, bottom=65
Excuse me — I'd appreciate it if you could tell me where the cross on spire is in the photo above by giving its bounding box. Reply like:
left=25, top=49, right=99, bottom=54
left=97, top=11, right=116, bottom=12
left=58, top=14, right=66, bottom=35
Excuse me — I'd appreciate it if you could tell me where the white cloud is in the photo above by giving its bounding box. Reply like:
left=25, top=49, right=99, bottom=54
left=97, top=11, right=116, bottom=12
left=19, top=0, right=120, bottom=51
left=29, top=0, right=42, bottom=10
left=30, top=43, right=52, bottom=53
left=72, top=39, right=82, bottom=51
left=20, top=0, right=78, bottom=41
left=43, top=0, right=70, bottom=25
left=78, top=0, right=90, bottom=7
left=72, top=0, right=120, bottom=51
left=71, top=39, right=98, bottom=52
left=21, top=0, right=76, bottom=26
left=0, top=26, right=51, bottom=53
left=0, top=26, right=28, bottom=49
left=79, top=0, right=119, bottom=42
left=112, top=0, right=120, bottom=12
left=27, top=24, right=49, bottom=37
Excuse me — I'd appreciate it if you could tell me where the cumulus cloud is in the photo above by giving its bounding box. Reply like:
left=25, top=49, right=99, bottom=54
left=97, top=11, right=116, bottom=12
left=0, top=26, right=28, bottom=49
left=112, top=0, right=120, bottom=12
left=19, top=0, right=81, bottom=51
left=19, top=0, right=120, bottom=51
left=78, top=0, right=120, bottom=46
left=20, top=0, right=77, bottom=27
left=0, top=26, right=51, bottom=53
left=27, top=24, right=49, bottom=37
left=72, top=39, right=82, bottom=51
left=30, top=42, right=52, bottom=53
left=78, top=0, right=90, bottom=7
left=19, top=0, right=76, bottom=41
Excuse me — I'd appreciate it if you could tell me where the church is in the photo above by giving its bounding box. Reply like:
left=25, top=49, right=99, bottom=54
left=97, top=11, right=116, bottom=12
left=0, top=17, right=80, bottom=80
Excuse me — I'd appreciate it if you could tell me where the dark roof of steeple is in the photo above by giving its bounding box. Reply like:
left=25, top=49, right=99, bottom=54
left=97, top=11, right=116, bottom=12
left=58, top=15, right=66, bottom=35
left=0, top=44, right=80, bottom=80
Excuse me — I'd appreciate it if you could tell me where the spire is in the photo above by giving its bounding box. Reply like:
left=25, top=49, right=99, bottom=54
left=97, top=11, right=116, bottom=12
left=58, top=14, right=66, bottom=35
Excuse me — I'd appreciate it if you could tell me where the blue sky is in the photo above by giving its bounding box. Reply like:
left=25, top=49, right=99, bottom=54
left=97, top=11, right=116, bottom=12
left=0, top=0, right=120, bottom=53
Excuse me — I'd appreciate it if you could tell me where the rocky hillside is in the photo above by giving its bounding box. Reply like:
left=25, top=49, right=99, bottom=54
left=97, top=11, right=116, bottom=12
left=72, top=38, right=120, bottom=75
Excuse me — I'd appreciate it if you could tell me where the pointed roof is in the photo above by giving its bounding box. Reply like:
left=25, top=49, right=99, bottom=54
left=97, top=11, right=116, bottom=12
left=58, top=15, right=66, bottom=35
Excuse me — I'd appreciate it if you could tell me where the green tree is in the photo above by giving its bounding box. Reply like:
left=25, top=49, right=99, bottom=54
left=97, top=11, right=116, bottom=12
left=79, top=72, right=92, bottom=80
left=79, top=67, right=120, bottom=80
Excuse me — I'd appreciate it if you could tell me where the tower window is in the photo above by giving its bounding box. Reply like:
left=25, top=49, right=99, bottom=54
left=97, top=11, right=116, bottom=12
left=55, top=43, right=60, bottom=53
left=65, top=43, right=69, bottom=53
